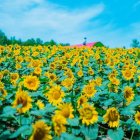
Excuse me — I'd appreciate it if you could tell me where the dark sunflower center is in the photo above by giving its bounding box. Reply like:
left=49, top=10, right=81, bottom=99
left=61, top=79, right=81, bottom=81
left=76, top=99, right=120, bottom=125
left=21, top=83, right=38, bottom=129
left=79, top=99, right=84, bottom=105
left=125, top=71, right=131, bottom=77
left=12, top=75, right=17, bottom=80
left=27, top=80, right=34, bottom=87
left=50, top=75, right=55, bottom=80
left=62, top=108, right=70, bottom=118
left=137, top=116, right=140, bottom=121
left=108, top=110, right=118, bottom=121
left=53, top=91, right=61, bottom=100
left=33, top=128, right=46, bottom=140
left=124, top=90, right=131, bottom=98
left=0, top=88, right=5, bottom=94
left=85, top=108, right=93, bottom=119
left=17, top=97, right=27, bottom=107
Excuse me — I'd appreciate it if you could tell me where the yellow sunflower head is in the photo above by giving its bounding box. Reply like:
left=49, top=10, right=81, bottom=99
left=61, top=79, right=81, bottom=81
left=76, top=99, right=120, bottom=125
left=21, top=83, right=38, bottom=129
left=10, top=73, right=19, bottom=82
left=55, top=103, right=74, bottom=119
left=95, top=77, right=102, bottom=86
left=77, top=70, right=83, bottom=77
left=46, top=85, right=65, bottom=106
left=110, top=78, right=120, bottom=86
left=13, top=90, right=32, bottom=113
left=0, top=86, right=7, bottom=100
left=30, top=120, right=52, bottom=140
left=122, top=69, right=134, bottom=80
left=0, top=72, right=3, bottom=80
left=124, top=86, right=135, bottom=104
left=36, top=100, right=45, bottom=109
left=77, top=95, right=88, bottom=108
left=88, top=67, right=94, bottom=75
left=82, top=83, right=96, bottom=98
left=24, top=75, right=40, bottom=91
left=34, top=67, right=42, bottom=75
left=46, top=73, right=57, bottom=82
left=61, top=78, right=74, bottom=89
left=78, top=103, right=98, bottom=125
left=16, top=63, right=22, bottom=70
left=103, top=107, right=120, bottom=128
left=135, top=111, right=140, bottom=125
left=52, top=114, right=67, bottom=136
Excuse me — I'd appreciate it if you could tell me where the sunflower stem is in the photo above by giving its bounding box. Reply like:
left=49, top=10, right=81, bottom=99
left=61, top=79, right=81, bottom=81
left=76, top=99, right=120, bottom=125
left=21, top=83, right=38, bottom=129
left=130, top=129, right=134, bottom=140
left=19, top=115, right=22, bottom=140
left=12, top=115, right=20, bottom=125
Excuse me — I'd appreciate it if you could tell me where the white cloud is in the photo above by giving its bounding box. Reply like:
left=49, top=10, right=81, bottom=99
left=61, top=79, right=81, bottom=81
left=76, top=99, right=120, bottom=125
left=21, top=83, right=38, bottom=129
left=0, top=0, right=104, bottom=42
left=0, top=0, right=139, bottom=47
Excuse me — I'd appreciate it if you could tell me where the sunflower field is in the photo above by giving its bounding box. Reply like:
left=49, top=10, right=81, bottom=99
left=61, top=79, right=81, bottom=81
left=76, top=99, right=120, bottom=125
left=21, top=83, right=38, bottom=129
left=0, top=45, right=140, bottom=140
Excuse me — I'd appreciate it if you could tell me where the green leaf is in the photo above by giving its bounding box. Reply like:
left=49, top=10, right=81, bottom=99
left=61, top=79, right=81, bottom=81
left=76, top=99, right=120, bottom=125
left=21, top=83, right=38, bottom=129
left=103, top=98, right=113, bottom=107
left=0, top=130, right=11, bottom=140
left=120, top=97, right=140, bottom=115
left=30, top=104, right=55, bottom=116
left=107, top=127, right=124, bottom=140
left=9, top=125, right=30, bottom=139
left=72, top=128, right=81, bottom=135
left=67, top=117, right=79, bottom=126
left=60, top=133, right=82, bottom=140
left=45, top=104, right=56, bottom=112
left=21, top=117, right=32, bottom=125
left=81, top=124, right=98, bottom=139
left=30, top=110, right=45, bottom=116
left=0, top=106, right=16, bottom=117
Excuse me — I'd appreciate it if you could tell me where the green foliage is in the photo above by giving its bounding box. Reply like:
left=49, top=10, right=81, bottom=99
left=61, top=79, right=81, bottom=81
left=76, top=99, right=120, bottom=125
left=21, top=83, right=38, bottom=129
left=81, top=125, right=98, bottom=139
left=0, top=29, right=70, bottom=46
left=108, top=127, right=124, bottom=140
left=131, top=39, right=140, bottom=48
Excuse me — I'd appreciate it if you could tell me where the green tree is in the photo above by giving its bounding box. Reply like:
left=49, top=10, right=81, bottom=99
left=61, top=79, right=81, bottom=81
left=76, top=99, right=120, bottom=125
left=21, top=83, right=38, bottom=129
left=0, top=30, right=8, bottom=45
left=23, top=38, right=36, bottom=46
left=131, top=39, right=140, bottom=48
left=36, top=38, right=43, bottom=45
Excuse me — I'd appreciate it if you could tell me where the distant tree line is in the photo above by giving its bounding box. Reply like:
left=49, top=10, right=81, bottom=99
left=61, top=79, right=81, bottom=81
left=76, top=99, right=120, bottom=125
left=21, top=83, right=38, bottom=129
left=131, top=39, right=140, bottom=48
left=0, top=30, right=70, bottom=46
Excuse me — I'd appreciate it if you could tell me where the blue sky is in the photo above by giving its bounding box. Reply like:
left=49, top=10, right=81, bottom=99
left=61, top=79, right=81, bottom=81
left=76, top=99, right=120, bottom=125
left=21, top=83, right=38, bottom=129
left=0, top=0, right=140, bottom=47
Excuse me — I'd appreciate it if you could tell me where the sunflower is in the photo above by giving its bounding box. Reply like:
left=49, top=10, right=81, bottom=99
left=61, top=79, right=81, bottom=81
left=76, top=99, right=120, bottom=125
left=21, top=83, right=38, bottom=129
left=108, top=83, right=118, bottom=93
left=24, top=75, right=40, bottom=91
left=45, top=72, right=57, bottom=82
left=0, top=72, right=3, bottom=80
left=32, top=51, right=39, bottom=57
left=135, top=111, right=140, bottom=125
left=82, top=83, right=96, bottom=98
left=10, top=73, right=19, bottom=84
left=34, top=67, right=42, bottom=75
left=36, top=100, right=45, bottom=109
left=103, top=107, right=120, bottom=128
left=77, top=70, right=83, bottom=77
left=0, top=84, right=7, bottom=100
left=61, top=78, right=74, bottom=89
left=16, top=63, right=22, bottom=70
left=78, top=103, right=98, bottom=125
left=55, top=103, right=74, bottom=119
left=30, top=59, right=42, bottom=68
left=124, top=86, right=135, bottom=104
left=64, top=69, right=74, bottom=79
left=77, top=95, right=88, bottom=108
left=52, top=114, right=67, bottom=136
left=122, top=69, right=134, bottom=80
left=110, top=78, right=120, bottom=86
left=13, top=90, right=32, bottom=113
left=30, top=120, right=52, bottom=140
left=94, top=77, right=102, bottom=86
left=46, top=85, right=65, bottom=106
left=88, top=67, right=94, bottom=75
